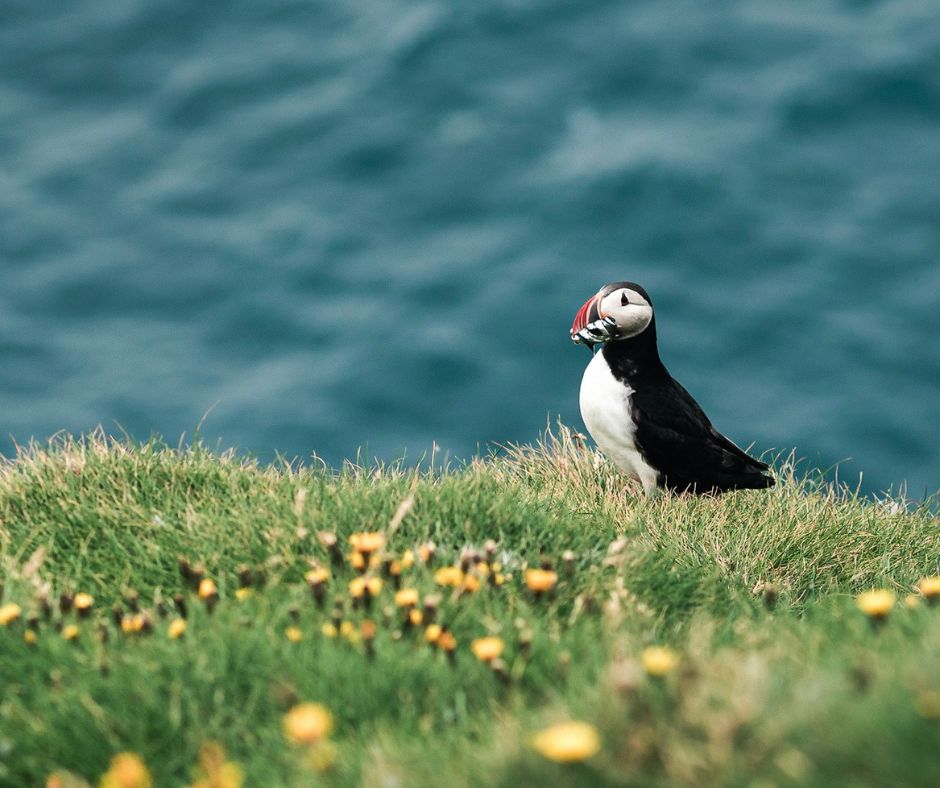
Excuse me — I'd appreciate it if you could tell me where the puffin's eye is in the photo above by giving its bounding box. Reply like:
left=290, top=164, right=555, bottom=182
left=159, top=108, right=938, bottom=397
left=621, top=292, right=630, bottom=306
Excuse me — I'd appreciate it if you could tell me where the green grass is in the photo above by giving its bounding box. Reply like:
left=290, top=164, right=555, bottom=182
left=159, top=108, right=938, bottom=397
left=1, top=427, right=939, bottom=787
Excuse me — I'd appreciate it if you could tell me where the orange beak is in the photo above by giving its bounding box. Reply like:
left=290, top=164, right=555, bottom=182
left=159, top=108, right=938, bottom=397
left=571, top=293, right=601, bottom=338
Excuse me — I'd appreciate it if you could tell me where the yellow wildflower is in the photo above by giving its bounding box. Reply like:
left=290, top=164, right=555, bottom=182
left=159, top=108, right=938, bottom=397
left=349, top=577, right=376, bottom=601
left=471, top=636, right=504, bottom=662
left=339, top=621, right=356, bottom=639
left=434, top=566, right=464, bottom=587
left=424, top=624, right=442, bottom=644
left=190, top=741, right=244, bottom=788
left=121, top=614, right=146, bottom=634
left=418, top=543, right=436, bottom=563
left=24, top=630, right=37, bottom=646
left=0, top=602, right=22, bottom=626
left=349, top=532, right=384, bottom=555
left=306, top=567, right=330, bottom=584
left=856, top=589, right=895, bottom=620
left=168, top=619, right=187, bottom=639
left=286, top=626, right=303, bottom=643
left=437, top=631, right=457, bottom=652
left=283, top=703, right=333, bottom=745
left=395, top=588, right=419, bottom=608
left=62, top=624, right=80, bottom=641
left=74, top=593, right=95, bottom=612
left=462, top=574, right=480, bottom=593
left=321, top=623, right=338, bottom=638
left=408, top=609, right=423, bottom=626
left=641, top=646, right=678, bottom=677
left=531, top=721, right=601, bottom=763
left=99, top=752, right=152, bottom=788
left=198, top=579, right=218, bottom=600
left=905, top=594, right=921, bottom=609
left=918, top=577, right=940, bottom=603
left=400, top=549, right=415, bottom=570
left=349, top=551, right=366, bottom=572
left=525, top=568, right=558, bottom=593
left=234, top=588, right=253, bottom=602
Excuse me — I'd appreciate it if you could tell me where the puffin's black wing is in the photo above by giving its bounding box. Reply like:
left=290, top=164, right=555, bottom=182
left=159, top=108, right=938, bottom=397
left=631, top=378, right=774, bottom=493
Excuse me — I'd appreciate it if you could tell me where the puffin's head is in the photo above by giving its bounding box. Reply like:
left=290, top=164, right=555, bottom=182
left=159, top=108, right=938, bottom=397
left=570, top=281, right=654, bottom=346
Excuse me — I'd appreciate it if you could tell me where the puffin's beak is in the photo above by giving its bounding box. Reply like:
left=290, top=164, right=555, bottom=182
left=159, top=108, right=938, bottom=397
left=570, top=294, right=601, bottom=340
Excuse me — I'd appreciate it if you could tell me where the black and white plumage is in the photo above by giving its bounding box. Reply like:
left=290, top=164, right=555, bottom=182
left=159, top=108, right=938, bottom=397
left=571, top=281, right=774, bottom=495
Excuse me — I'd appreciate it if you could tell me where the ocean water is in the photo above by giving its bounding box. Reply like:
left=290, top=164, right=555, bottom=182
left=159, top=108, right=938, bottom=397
left=1, top=1, right=938, bottom=496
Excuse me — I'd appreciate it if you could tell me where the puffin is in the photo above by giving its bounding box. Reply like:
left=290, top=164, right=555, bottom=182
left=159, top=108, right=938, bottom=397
left=570, top=281, right=774, bottom=495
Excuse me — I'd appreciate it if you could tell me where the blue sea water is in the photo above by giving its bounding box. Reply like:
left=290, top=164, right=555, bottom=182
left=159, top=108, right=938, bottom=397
left=1, top=1, right=938, bottom=496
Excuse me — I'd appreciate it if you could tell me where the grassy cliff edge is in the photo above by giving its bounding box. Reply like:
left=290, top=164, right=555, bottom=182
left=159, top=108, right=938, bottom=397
left=1, top=429, right=939, bottom=787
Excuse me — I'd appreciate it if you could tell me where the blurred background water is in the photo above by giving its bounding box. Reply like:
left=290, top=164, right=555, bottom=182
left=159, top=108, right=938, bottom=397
left=1, top=1, right=938, bottom=497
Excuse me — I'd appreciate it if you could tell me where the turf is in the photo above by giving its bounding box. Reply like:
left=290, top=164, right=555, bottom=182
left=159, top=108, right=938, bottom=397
left=1, top=428, right=938, bottom=787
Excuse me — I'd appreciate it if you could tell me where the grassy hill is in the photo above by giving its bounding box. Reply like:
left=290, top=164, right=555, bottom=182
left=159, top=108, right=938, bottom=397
left=1, top=428, right=938, bottom=787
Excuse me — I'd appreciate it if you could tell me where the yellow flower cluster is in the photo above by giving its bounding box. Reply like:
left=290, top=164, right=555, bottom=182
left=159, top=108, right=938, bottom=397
left=67, top=743, right=244, bottom=788
left=2, top=538, right=579, bottom=725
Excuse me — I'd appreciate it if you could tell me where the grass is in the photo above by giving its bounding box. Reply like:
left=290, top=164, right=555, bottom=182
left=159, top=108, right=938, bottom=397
left=1, top=427, right=939, bottom=787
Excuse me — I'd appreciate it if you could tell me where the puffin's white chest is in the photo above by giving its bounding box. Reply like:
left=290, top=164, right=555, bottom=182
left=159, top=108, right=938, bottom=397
left=579, top=351, right=660, bottom=494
